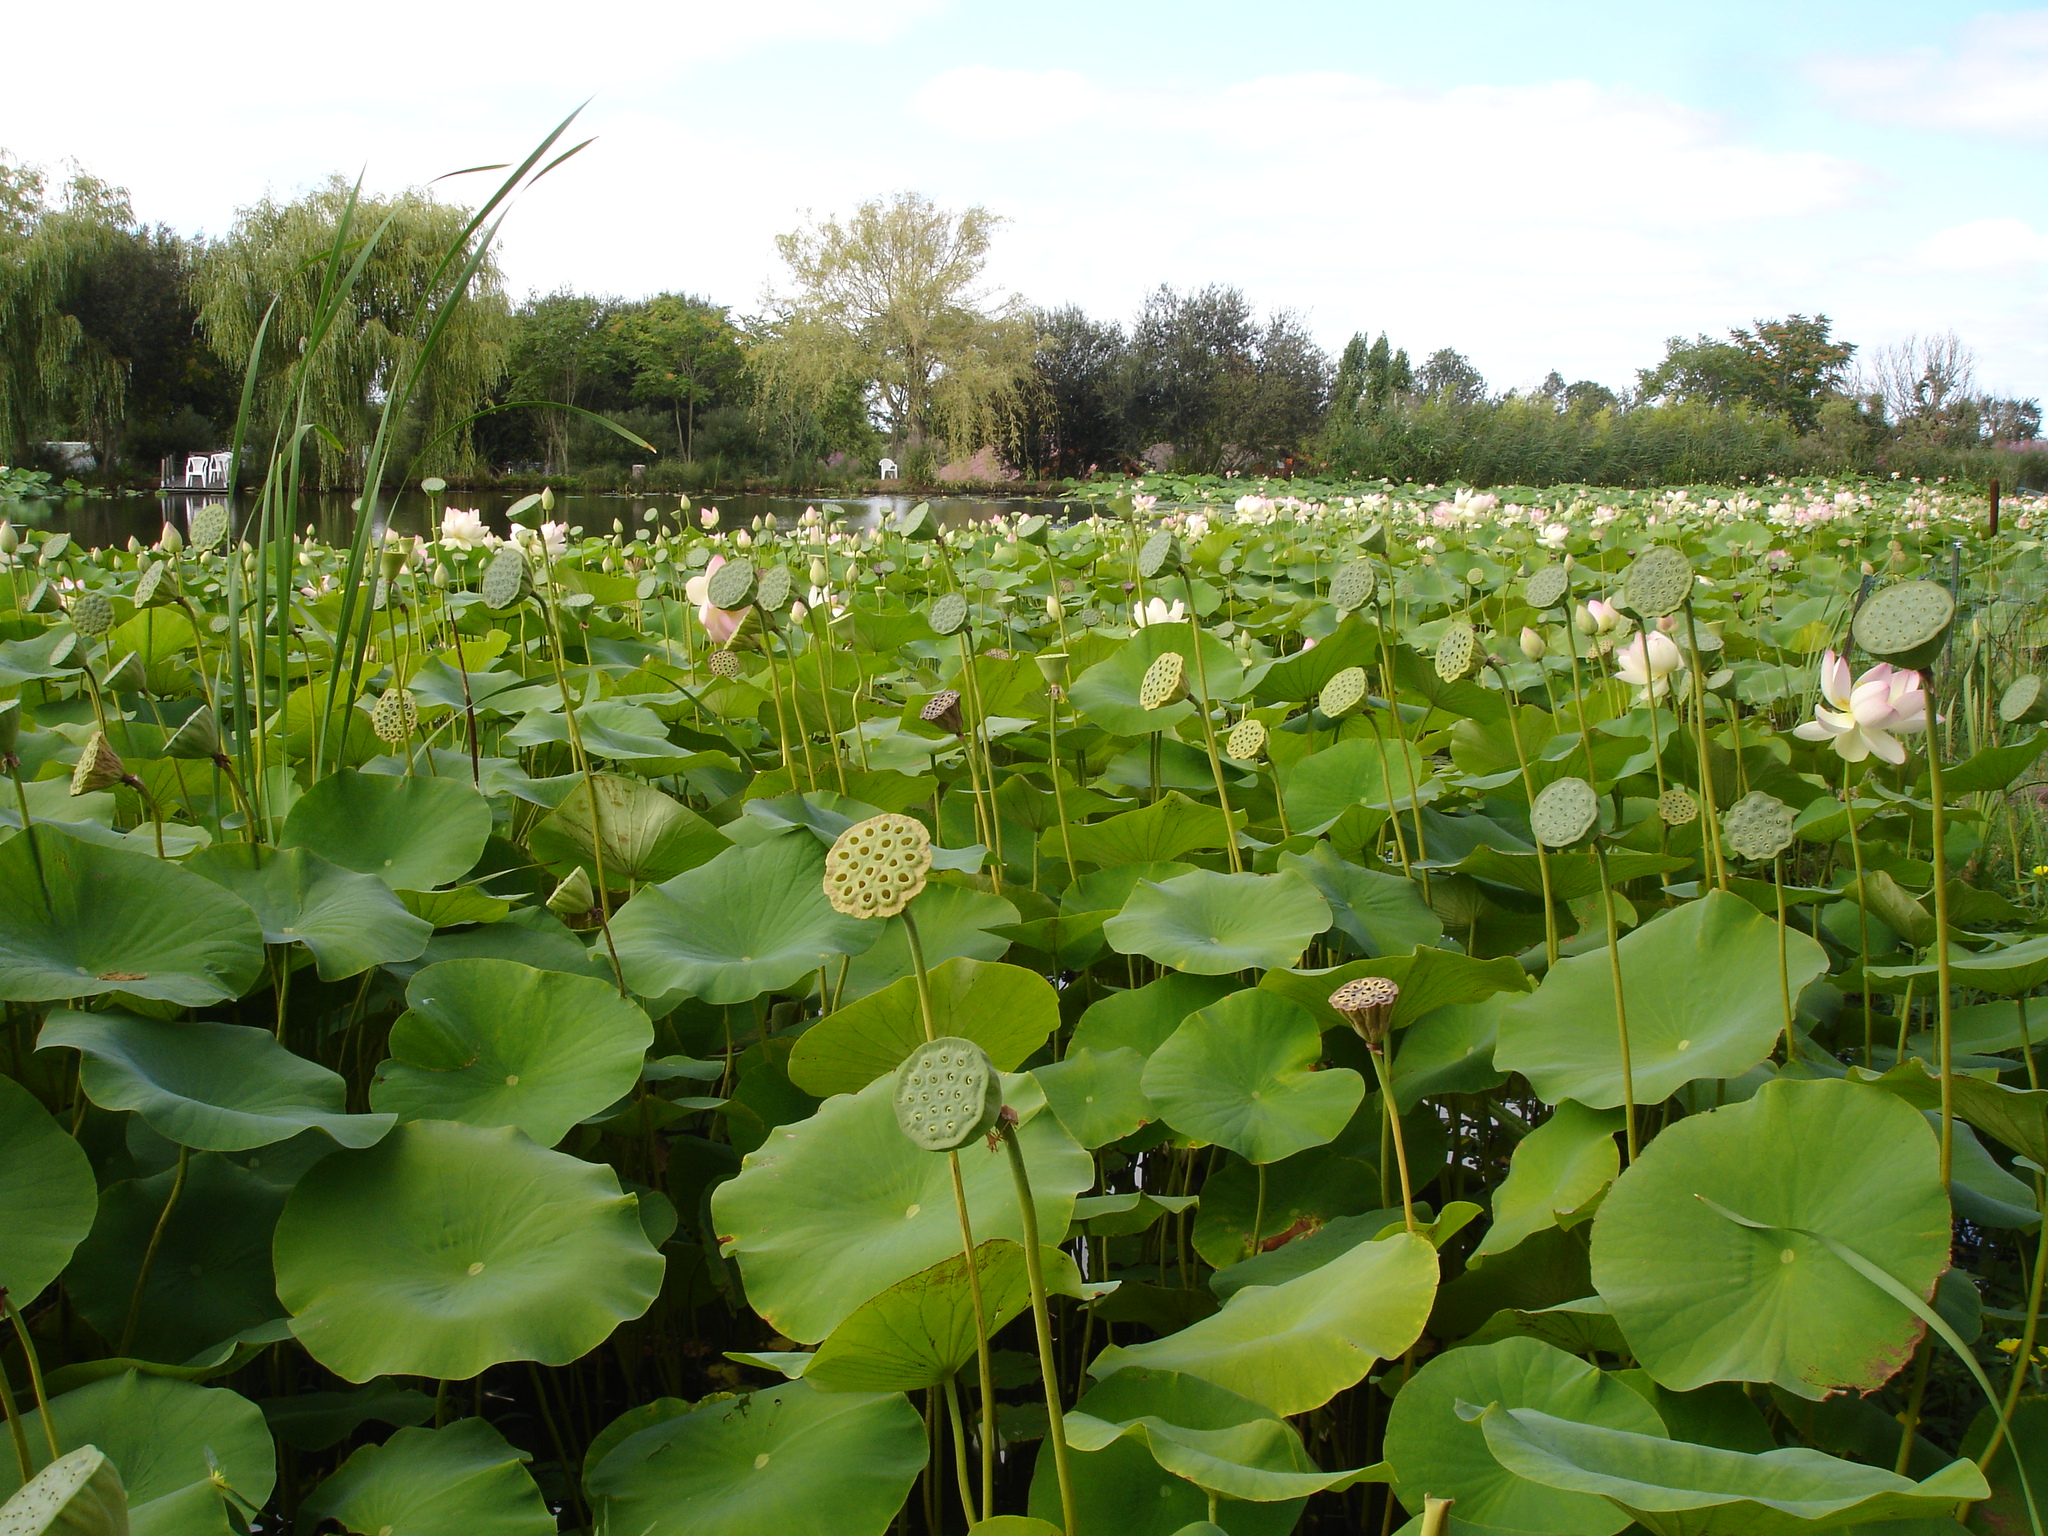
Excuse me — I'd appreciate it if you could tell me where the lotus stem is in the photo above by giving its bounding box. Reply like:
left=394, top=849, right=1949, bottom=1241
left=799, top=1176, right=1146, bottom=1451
left=2, top=1289, right=58, bottom=1462
left=1979, top=1177, right=2048, bottom=1475
left=1774, top=856, right=1796, bottom=1063
left=1045, top=683, right=1078, bottom=885
left=1926, top=731, right=1958, bottom=1187
left=1491, top=658, right=1557, bottom=967
left=120, top=1144, right=189, bottom=1358
left=1249, top=1162, right=1267, bottom=1260
left=1682, top=600, right=1728, bottom=891
left=0, top=1341, right=30, bottom=1482
left=942, top=1374, right=977, bottom=1530
left=1592, top=844, right=1638, bottom=1162
left=1001, top=1117, right=1078, bottom=1536
left=1842, top=759, right=1875, bottom=1065
left=1368, top=1046, right=1418, bottom=1233
left=1181, top=577, right=1242, bottom=873
left=1421, top=1496, right=1454, bottom=1536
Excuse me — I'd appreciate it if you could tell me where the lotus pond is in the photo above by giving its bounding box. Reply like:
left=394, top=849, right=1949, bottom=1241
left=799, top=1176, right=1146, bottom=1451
left=3, top=474, right=2048, bottom=1536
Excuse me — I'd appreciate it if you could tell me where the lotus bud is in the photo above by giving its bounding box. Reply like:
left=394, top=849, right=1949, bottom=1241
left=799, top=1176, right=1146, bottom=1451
left=735, top=530, right=753, bottom=550
left=546, top=866, right=595, bottom=917
left=700, top=507, right=719, bottom=530
left=157, top=523, right=182, bottom=554
left=126, top=536, right=143, bottom=555
left=0, top=523, right=17, bottom=555
left=1329, top=976, right=1399, bottom=1049
left=0, top=699, right=20, bottom=769
left=612, top=518, right=624, bottom=534
left=540, top=486, right=554, bottom=512
left=824, top=813, right=933, bottom=919
left=921, top=688, right=964, bottom=737
left=1045, top=591, right=1062, bottom=622
left=810, top=557, right=829, bottom=587
left=1574, top=604, right=1596, bottom=636
left=1519, top=626, right=1546, bottom=661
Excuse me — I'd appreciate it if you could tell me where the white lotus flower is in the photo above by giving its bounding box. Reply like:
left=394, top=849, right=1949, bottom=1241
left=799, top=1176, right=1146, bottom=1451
left=438, top=508, right=493, bottom=550
left=1615, top=630, right=1683, bottom=702
left=1131, top=597, right=1187, bottom=628
left=1793, top=650, right=1930, bottom=765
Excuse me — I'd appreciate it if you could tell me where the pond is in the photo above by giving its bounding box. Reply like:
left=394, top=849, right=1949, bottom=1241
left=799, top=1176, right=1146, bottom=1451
left=1, top=487, right=1087, bottom=550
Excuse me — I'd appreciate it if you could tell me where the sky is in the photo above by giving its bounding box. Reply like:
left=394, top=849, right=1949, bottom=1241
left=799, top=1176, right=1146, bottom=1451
left=6, top=1, right=2047, bottom=401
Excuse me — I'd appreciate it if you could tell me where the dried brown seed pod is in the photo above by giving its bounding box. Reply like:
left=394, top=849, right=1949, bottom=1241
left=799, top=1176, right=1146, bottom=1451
left=920, top=689, right=964, bottom=736
left=1330, top=976, right=1400, bottom=1048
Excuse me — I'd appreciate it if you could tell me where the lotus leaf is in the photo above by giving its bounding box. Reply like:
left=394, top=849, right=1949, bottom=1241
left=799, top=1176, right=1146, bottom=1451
left=835, top=880, right=1020, bottom=1000
left=1472, top=1101, right=1622, bottom=1260
left=1105, top=870, right=1331, bottom=975
left=1384, top=1337, right=1664, bottom=1535
left=787, top=958, right=1058, bottom=1097
left=40, top=1013, right=389, bottom=1151
left=711, top=1073, right=1091, bottom=1343
left=526, top=772, right=727, bottom=887
left=1142, top=989, right=1364, bottom=1163
left=370, top=959, right=653, bottom=1146
left=1070, top=627, right=1241, bottom=738
left=1590, top=1077, right=1950, bottom=1398
left=1495, top=892, right=1827, bottom=1108
left=185, top=843, right=431, bottom=980
left=1282, top=738, right=1433, bottom=834
left=302, top=1418, right=554, bottom=1536
left=0, top=830, right=264, bottom=1006
left=803, top=1240, right=1036, bottom=1393
left=1091, top=1231, right=1438, bottom=1415
left=272, top=1120, right=665, bottom=1381
left=0, top=1071, right=97, bottom=1305
left=609, top=833, right=878, bottom=1004
left=280, top=770, right=492, bottom=890
left=0, top=1447, right=126, bottom=1536
left=587, top=1381, right=924, bottom=1536
left=1034, top=1046, right=1154, bottom=1148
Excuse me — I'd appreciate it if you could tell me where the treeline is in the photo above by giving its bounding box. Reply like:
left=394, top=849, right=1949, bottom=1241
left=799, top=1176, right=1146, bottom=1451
left=2, top=153, right=2041, bottom=492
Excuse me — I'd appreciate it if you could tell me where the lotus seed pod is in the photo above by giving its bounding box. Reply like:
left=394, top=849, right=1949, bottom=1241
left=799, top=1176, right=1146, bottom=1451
left=1722, top=790, right=1796, bottom=863
left=102, top=652, right=144, bottom=694
left=0, top=1445, right=129, bottom=1536
left=546, top=866, right=595, bottom=917
left=1523, top=564, right=1570, bottom=611
left=1519, top=626, right=1547, bottom=661
left=480, top=545, right=531, bottom=611
left=1530, top=776, right=1600, bottom=848
left=893, top=1036, right=1003, bottom=1152
left=70, top=591, right=113, bottom=639
left=1139, top=651, right=1187, bottom=711
left=1621, top=544, right=1694, bottom=618
left=1035, top=651, right=1070, bottom=689
left=706, top=649, right=744, bottom=680
left=0, top=699, right=19, bottom=766
left=705, top=557, right=757, bottom=610
left=1077, top=605, right=1106, bottom=630
left=1852, top=579, right=1955, bottom=673
left=1329, top=561, right=1376, bottom=612
left=824, top=812, right=934, bottom=919
left=928, top=591, right=969, bottom=636
left=1435, top=622, right=1481, bottom=683
left=1329, top=975, right=1400, bottom=1048
left=1657, top=786, right=1699, bottom=827
left=755, top=564, right=794, bottom=613
left=370, top=688, right=418, bottom=744
left=133, top=561, right=167, bottom=607
left=188, top=504, right=228, bottom=552
left=920, top=689, right=965, bottom=736
left=70, top=730, right=128, bottom=796
left=2000, top=674, right=2048, bottom=726
left=163, top=706, right=222, bottom=762
left=1137, top=531, right=1183, bottom=579
left=1226, top=718, right=1267, bottom=761
left=1319, top=666, right=1368, bottom=720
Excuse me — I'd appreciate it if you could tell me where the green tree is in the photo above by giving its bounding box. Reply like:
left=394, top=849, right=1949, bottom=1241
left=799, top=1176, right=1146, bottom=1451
left=1639, top=314, right=1854, bottom=432
left=195, top=176, right=511, bottom=487
left=753, top=192, right=1036, bottom=459
left=505, top=289, right=610, bottom=473
left=606, top=294, right=745, bottom=459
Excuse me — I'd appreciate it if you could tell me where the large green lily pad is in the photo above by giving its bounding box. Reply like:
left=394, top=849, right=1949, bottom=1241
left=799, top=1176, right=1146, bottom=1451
left=587, top=1381, right=925, bottom=1536
left=1092, top=1231, right=1437, bottom=1415
left=1142, top=989, right=1364, bottom=1163
left=281, top=769, right=493, bottom=890
left=1384, top=1337, right=1665, bottom=1535
left=370, top=960, right=653, bottom=1147
left=186, top=842, right=431, bottom=980
left=712, top=1074, right=1092, bottom=1343
left=1105, top=870, right=1331, bottom=975
left=303, top=1417, right=554, bottom=1536
left=0, top=1071, right=97, bottom=1305
left=1495, top=892, right=1827, bottom=1109
left=0, top=829, right=264, bottom=1006
left=272, top=1120, right=665, bottom=1381
left=1472, top=1101, right=1622, bottom=1261
left=787, top=958, right=1059, bottom=1097
left=40, top=1013, right=390, bottom=1151
left=1589, top=1077, right=1950, bottom=1399
left=526, top=772, right=726, bottom=888
left=803, top=1240, right=1034, bottom=1393
left=610, top=833, right=877, bottom=1004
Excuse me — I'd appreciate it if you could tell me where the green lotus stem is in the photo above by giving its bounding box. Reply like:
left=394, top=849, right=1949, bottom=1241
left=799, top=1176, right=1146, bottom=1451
left=1045, top=685, right=1078, bottom=885
left=1363, top=714, right=1414, bottom=883
left=525, top=1361, right=588, bottom=1530
left=1001, top=1120, right=1078, bottom=1536
left=1208, top=1489, right=1221, bottom=1523
left=1181, top=578, right=1242, bottom=873
left=3, top=1289, right=57, bottom=1463
left=0, top=1340, right=31, bottom=1482
left=1592, top=844, right=1638, bottom=1162
left=1894, top=1337, right=1934, bottom=1474
left=1925, top=729, right=1958, bottom=1188
left=1420, top=1495, right=1454, bottom=1536
left=1367, top=1045, right=1419, bottom=1233
left=1490, top=659, right=1556, bottom=967
left=1979, top=1178, right=2048, bottom=1475
left=2021, top=994, right=2039, bottom=1092
left=804, top=606, right=849, bottom=796
left=7, top=762, right=48, bottom=906
left=941, top=1374, right=977, bottom=1529
left=1774, top=856, right=1796, bottom=1063
left=1842, top=759, right=1876, bottom=1065
left=535, top=573, right=626, bottom=995
left=1248, top=1162, right=1267, bottom=1260
left=903, top=908, right=998, bottom=1519
left=120, top=1144, right=190, bottom=1358
left=1682, top=601, right=1728, bottom=891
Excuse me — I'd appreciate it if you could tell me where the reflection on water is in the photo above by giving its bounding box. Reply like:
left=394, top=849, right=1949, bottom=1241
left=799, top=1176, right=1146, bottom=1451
left=7, top=488, right=1089, bottom=549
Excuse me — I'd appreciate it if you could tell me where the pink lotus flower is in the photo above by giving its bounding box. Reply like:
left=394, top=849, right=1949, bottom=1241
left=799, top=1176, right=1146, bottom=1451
left=1793, top=651, right=1929, bottom=764
left=685, top=553, right=751, bottom=645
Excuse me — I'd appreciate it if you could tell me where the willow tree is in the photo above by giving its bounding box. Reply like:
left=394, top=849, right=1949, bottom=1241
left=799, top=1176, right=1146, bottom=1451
left=196, top=176, right=511, bottom=487
left=0, top=156, right=131, bottom=465
left=752, top=192, right=1037, bottom=463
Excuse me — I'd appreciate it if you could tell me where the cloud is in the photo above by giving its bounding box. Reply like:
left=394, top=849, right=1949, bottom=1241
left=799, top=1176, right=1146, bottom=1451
left=909, top=67, right=1113, bottom=140
left=1808, top=10, right=2048, bottom=136
left=1911, top=218, right=2048, bottom=273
